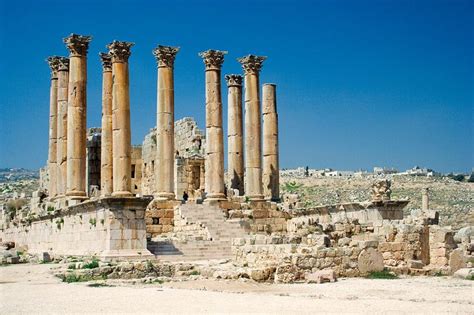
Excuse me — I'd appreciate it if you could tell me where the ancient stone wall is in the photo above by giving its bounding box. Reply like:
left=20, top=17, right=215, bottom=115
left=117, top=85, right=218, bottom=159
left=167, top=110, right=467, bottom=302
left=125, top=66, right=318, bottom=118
left=145, top=200, right=179, bottom=237
left=141, top=117, right=206, bottom=196
left=0, top=197, right=152, bottom=259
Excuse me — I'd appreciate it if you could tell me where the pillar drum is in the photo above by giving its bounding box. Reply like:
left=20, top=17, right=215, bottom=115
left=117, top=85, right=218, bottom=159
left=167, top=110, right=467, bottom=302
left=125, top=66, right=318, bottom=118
left=64, top=34, right=91, bottom=198
left=238, top=55, right=266, bottom=201
left=262, top=83, right=280, bottom=201
left=200, top=50, right=227, bottom=201
left=225, top=74, right=244, bottom=195
left=56, top=58, right=69, bottom=196
left=46, top=57, right=60, bottom=198
left=422, top=188, right=429, bottom=210
left=100, top=53, right=113, bottom=196
left=107, top=41, right=134, bottom=197
left=153, top=45, right=179, bottom=200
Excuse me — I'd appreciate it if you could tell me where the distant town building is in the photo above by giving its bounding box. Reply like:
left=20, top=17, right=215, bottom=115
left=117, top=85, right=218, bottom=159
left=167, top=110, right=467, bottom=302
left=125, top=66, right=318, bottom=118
left=398, top=166, right=440, bottom=177
left=326, top=170, right=354, bottom=177
left=373, top=167, right=398, bottom=175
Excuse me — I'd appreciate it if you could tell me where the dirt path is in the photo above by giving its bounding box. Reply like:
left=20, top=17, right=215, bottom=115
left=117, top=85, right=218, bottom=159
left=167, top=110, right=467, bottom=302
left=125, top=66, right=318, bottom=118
left=1, top=264, right=473, bottom=314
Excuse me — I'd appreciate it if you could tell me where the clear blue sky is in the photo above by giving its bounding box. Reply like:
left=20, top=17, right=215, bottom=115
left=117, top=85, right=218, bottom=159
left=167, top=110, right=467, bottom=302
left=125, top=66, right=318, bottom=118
left=0, top=0, right=472, bottom=173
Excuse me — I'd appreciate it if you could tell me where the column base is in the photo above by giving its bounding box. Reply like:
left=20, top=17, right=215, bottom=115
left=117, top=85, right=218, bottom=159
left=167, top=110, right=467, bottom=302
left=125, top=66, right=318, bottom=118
left=246, top=194, right=265, bottom=201
left=156, top=192, right=175, bottom=200
left=205, top=193, right=227, bottom=202
left=66, top=191, right=87, bottom=197
left=112, top=191, right=133, bottom=197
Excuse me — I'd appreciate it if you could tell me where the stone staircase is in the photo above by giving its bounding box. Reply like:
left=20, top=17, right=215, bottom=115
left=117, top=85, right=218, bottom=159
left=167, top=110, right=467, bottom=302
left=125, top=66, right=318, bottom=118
left=148, top=203, right=249, bottom=261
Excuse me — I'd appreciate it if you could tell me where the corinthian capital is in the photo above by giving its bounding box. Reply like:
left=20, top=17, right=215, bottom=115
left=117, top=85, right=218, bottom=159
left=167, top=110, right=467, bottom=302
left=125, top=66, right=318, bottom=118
left=237, top=55, right=267, bottom=74
left=63, top=34, right=92, bottom=57
left=57, top=57, right=69, bottom=71
left=199, top=50, right=227, bottom=70
left=107, top=41, right=134, bottom=63
left=225, top=74, right=242, bottom=87
left=152, top=45, right=179, bottom=68
left=46, top=56, right=61, bottom=78
left=99, top=52, right=112, bottom=71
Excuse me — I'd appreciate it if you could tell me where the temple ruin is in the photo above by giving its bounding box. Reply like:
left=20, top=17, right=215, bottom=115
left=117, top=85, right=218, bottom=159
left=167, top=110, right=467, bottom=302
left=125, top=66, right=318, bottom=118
left=0, top=34, right=471, bottom=281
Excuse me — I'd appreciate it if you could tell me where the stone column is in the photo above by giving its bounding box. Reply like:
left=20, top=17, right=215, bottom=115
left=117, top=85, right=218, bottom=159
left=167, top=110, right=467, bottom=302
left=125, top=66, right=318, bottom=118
left=422, top=187, right=429, bottom=210
left=238, top=55, right=266, bottom=201
left=199, top=50, right=227, bottom=201
left=107, top=41, right=134, bottom=197
left=46, top=56, right=60, bottom=197
left=225, top=74, right=244, bottom=195
left=262, top=83, right=280, bottom=201
left=99, top=52, right=113, bottom=196
left=152, top=45, right=179, bottom=200
left=64, top=34, right=91, bottom=198
left=56, top=57, right=69, bottom=197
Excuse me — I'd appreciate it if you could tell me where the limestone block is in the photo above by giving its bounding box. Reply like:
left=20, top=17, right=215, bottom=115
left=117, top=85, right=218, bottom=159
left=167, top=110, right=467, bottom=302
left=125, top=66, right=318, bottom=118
left=358, top=248, right=384, bottom=275
left=358, top=240, right=379, bottom=249
left=408, top=259, right=424, bottom=269
left=449, top=248, right=466, bottom=273
left=305, top=269, right=337, bottom=284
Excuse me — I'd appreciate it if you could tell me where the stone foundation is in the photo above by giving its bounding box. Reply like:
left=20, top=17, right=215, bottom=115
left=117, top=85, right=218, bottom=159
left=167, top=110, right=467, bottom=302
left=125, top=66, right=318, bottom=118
left=0, top=197, right=153, bottom=260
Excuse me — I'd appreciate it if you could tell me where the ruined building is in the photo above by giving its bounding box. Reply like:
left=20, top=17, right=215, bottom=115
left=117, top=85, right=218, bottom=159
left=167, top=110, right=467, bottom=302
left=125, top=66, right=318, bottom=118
left=1, top=34, right=470, bottom=280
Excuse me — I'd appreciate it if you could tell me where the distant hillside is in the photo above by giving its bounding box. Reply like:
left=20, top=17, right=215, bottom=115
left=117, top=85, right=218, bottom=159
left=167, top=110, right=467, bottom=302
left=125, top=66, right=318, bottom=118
left=0, top=168, right=39, bottom=183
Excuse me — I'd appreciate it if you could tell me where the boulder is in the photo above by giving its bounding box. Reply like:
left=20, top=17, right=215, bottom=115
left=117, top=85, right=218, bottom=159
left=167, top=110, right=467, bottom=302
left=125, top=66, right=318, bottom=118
left=250, top=267, right=275, bottom=282
left=453, top=268, right=474, bottom=280
left=454, top=226, right=474, bottom=244
left=358, top=248, right=384, bottom=275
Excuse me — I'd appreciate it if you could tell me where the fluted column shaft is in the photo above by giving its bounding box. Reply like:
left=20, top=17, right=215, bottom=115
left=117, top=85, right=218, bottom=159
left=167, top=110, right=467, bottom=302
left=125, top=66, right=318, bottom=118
left=108, top=41, right=134, bottom=197
left=64, top=34, right=91, bottom=198
left=100, top=53, right=113, bottom=196
left=238, top=55, right=266, bottom=201
left=262, top=84, right=280, bottom=201
left=200, top=50, right=227, bottom=201
left=56, top=58, right=69, bottom=196
left=153, top=45, right=179, bottom=200
left=225, top=74, right=244, bottom=195
left=47, top=57, right=59, bottom=197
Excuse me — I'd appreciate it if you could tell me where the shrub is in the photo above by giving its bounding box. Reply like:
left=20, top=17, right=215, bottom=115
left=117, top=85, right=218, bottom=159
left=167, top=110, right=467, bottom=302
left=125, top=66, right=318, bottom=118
left=366, top=269, right=398, bottom=279
left=190, top=270, right=200, bottom=276
left=283, top=181, right=302, bottom=193
left=83, top=259, right=99, bottom=269
left=68, top=264, right=76, bottom=270
left=89, top=218, right=97, bottom=227
left=448, top=174, right=465, bottom=182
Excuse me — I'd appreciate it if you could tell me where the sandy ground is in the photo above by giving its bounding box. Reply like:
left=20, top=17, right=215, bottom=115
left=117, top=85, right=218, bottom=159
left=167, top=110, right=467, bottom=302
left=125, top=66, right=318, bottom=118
left=0, top=264, right=473, bottom=314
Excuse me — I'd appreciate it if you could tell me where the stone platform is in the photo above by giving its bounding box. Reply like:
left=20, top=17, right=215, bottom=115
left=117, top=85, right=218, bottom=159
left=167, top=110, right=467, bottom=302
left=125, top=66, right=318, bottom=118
left=0, top=196, right=154, bottom=261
